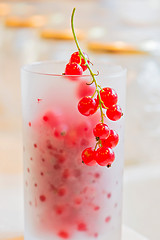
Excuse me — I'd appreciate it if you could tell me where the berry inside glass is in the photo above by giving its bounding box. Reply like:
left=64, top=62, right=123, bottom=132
left=21, top=61, right=126, bottom=240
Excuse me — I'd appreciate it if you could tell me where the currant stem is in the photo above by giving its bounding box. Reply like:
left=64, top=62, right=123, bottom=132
left=71, top=8, right=98, bottom=88
left=94, top=141, right=99, bottom=151
left=91, top=90, right=97, bottom=99
left=98, top=91, right=104, bottom=123
left=71, top=8, right=104, bottom=123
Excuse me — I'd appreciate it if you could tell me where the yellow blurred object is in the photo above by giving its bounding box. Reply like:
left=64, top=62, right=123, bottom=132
left=88, top=41, right=149, bottom=55
left=40, top=28, right=84, bottom=40
left=0, top=3, right=10, bottom=17
left=0, top=133, right=23, bottom=174
left=5, top=237, right=23, bottom=240
left=5, top=15, right=47, bottom=28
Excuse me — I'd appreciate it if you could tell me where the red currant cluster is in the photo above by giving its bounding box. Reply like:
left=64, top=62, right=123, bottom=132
left=78, top=87, right=122, bottom=121
left=64, top=51, right=122, bottom=167
left=64, top=8, right=123, bottom=168
left=65, top=51, right=89, bottom=75
left=82, top=125, right=119, bottom=167
left=79, top=83, right=122, bottom=167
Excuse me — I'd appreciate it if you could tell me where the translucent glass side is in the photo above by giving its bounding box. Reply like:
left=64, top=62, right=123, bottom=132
left=21, top=62, right=126, bottom=240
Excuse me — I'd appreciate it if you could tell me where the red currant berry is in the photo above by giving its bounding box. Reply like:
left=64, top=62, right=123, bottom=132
left=39, top=195, right=46, bottom=202
left=81, top=147, right=97, bottom=166
left=101, top=130, right=119, bottom=148
left=42, top=110, right=62, bottom=128
left=65, top=62, right=83, bottom=75
left=70, top=51, right=89, bottom=71
left=58, top=187, right=67, bottom=197
left=106, top=105, right=122, bottom=121
left=93, top=123, right=110, bottom=140
left=76, top=121, right=92, bottom=138
left=58, top=231, right=69, bottom=239
left=99, top=88, right=118, bottom=108
left=54, top=124, right=68, bottom=138
left=76, top=81, right=95, bottom=99
left=96, top=147, right=115, bottom=166
left=77, top=222, right=87, bottom=231
left=78, top=96, right=98, bottom=116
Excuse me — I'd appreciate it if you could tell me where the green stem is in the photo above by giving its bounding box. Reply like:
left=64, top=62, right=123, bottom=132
left=71, top=8, right=104, bottom=123
left=71, top=8, right=98, bottom=89
left=94, top=141, right=99, bottom=150
left=98, top=91, right=104, bottom=123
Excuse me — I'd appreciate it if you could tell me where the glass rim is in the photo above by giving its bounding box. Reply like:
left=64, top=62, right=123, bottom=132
left=21, top=60, right=127, bottom=78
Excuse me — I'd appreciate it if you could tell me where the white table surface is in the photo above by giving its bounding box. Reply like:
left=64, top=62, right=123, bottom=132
left=122, top=225, right=149, bottom=240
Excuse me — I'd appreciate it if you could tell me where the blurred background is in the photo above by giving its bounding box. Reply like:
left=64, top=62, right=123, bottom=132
left=0, top=0, right=160, bottom=240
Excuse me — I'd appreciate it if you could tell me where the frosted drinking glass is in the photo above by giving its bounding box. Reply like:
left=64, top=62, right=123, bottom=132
left=21, top=61, right=126, bottom=240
